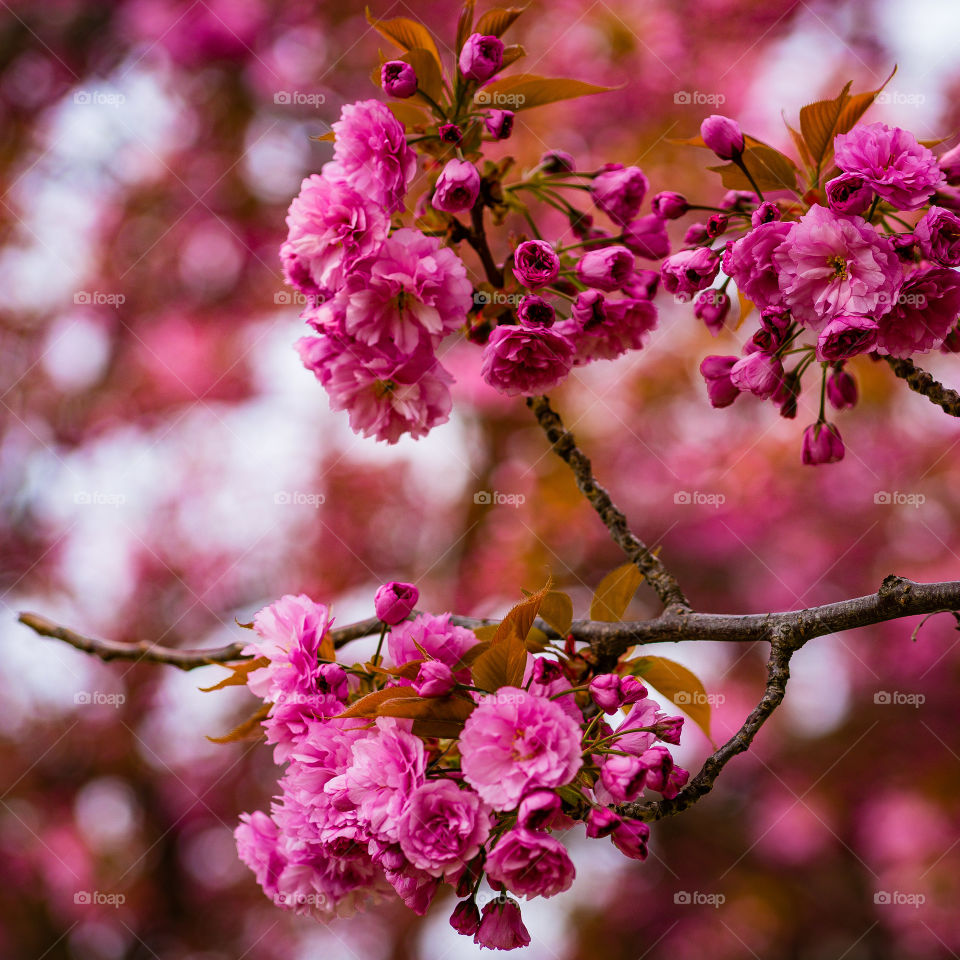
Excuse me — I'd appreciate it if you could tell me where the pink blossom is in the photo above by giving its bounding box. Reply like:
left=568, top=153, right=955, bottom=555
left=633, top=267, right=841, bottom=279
left=480, top=324, right=575, bottom=396
left=343, top=717, right=426, bottom=842
left=721, top=221, right=792, bottom=311
left=281, top=174, right=387, bottom=297
left=611, top=820, right=650, bottom=860
left=591, top=164, right=649, bottom=226
left=387, top=613, right=478, bottom=669
left=730, top=352, right=783, bottom=400
left=694, top=288, right=731, bottom=335
left=374, top=581, right=419, bottom=625
left=815, top=315, right=879, bottom=361
left=825, top=173, right=874, bottom=216
left=513, top=240, right=560, bottom=288
left=773, top=205, right=902, bottom=330
left=459, top=687, right=583, bottom=810
left=516, top=790, right=564, bottom=830
left=235, top=811, right=285, bottom=899
left=381, top=60, right=417, bottom=98
left=484, top=828, right=576, bottom=898
left=459, top=33, right=503, bottom=82
left=450, top=899, right=481, bottom=935
left=701, top=114, right=744, bottom=160
left=433, top=159, right=481, bottom=213
left=397, top=780, right=491, bottom=876
left=413, top=660, right=456, bottom=697
left=801, top=422, right=844, bottom=465
left=651, top=191, right=688, bottom=219
left=834, top=122, right=944, bottom=210
left=914, top=206, right=960, bottom=266
left=576, top=245, right=635, bottom=291
left=485, top=110, right=514, bottom=140
left=324, top=99, right=416, bottom=214
left=556, top=296, right=658, bottom=364
left=700, top=355, right=740, bottom=408
left=586, top=806, right=620, bottom=838
left=660, top=247, right=720, bottom=299
left=297, top=335, right=454, bottom=444
left=875, top=267, right=960, bottom=357
left=340, top=228, right=472, bottom=354
left=475, top=897, right=531, bottom=950
left=622, top=214, right=671, bottom=259
left=827, top=369, right=858, bottom=409
left=598, top=754, right=647, bottom=802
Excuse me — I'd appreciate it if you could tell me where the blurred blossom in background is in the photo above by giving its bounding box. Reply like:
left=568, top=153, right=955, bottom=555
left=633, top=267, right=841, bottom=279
left=2, top=0, right=960, bottom=958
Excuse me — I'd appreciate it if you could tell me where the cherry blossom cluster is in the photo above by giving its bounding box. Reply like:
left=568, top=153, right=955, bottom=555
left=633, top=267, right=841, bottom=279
left=282, top=12, right=665, bottom=443
left=233, top=585, right=687, bottom=950
left=664, top=114, right=960, bottom=464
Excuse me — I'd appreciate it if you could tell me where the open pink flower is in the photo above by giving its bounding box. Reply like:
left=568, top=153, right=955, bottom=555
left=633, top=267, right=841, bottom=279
left=556, top=296, right=658, bottom=364
left=397, top=780, right=491, bottom=877
left=387, top=612, right=478, bottom=669
left=343, top=717, right=426, bottom=843
left=480, top=324, right=575, bottom=396
left=324, top=99, right=416, bottom=213
left=875, top=267, right=960, bottom=357
left=297, top=334, right=454, bottom=444
left=281, top=174, right=387, bottom=297
left=484, top=828, right=575, bottom=898
left=459, top=687, right=583, bottom=810
left=834, top=122, right=944, bottom=210
left=774, top=205, right=902, bottom=330
left=591, top=164, right=649, bottom=225
left=341, top=228, right=472, bottom=354
left=721, top=221, right=792, bottom=311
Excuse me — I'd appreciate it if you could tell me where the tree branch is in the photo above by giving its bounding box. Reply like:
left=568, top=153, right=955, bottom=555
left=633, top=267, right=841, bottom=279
left=526, top=393, right=690, bottom=613
left=884, top=355, right=960, bottom=416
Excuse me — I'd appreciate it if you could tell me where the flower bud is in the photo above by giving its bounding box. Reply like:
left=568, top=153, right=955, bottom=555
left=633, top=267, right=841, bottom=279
left=654, top=715, right=683, bottom=745
left=914, top=206, right=960, bottom=266
left=827, top=368, right=858, bottom=409
left=459, top=33, right=503, bottom=82
left=541, top=149, right=575, bottom=173
left=381, top=60, right=417, bottom=98
left=475, top=898, right=530, bottom=950
left=438, top=122, right=462, bottom=143
left=700, top=355, right=740, bottom=408
left=576, top=245, right=635, bottom=291
left=513, top=239, right=560, bottom=288
left=693, top=288, right=731, bottom=335
left=706, top=213, right=729, bottom=238
left=751, top=201, right=781, bottom=226
left=611, top=820, right=650, bottom=860
left=938, top=143, right=960, bottom=186
left=660, top=247, right=720, bottom=299
left=374, top=581, right=419, bottom=624
left=815, top=315, right=879, bottom=361
left=517, top=295, right=555, bottom=327
left=801, top=422, right=844, bottom=465
left=729, top=352, right=783, bottom=400
left=683, top=222, right=709, bottom=245
left=651, top=191, right=688, bottom=219
left=825, top=172, right=874, bottom=216
left=591, top=164, right=649, bottom=226
left=622, top=269, right=659, bottom=300
left=622, top=214, right=670, bottom=259
left=413, top=660, right=455, bottom=697
left=700, top=115, right=745, bottom=160
left=450, top=899, right=481, bottom=936
left=589, top=674, right=623, bottom=713
left=620, top=676, right=648, bottom=704
left=432, top=158, right=480, bottom=213
left=586, top=806, right=620, bottom=838
left=485, top=109, right=514, bottom=140
left=517, top=790, right=563, bottom=830
left=599, top=754, right=647, bottom=802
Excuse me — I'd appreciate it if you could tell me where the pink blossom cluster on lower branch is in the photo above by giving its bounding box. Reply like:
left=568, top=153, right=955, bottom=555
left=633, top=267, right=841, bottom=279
left=234, top=589, right=687, bottom=951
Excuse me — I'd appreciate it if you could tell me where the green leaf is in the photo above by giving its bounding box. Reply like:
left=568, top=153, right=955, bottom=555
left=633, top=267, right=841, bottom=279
left=623, top=656, right=713, bottom=742
left=707, top=144, right=799, bottom=194
left=478, top=74, right=620, bottom=112
left=365, top=9, right=442, bottom=68
left=475, top=5, right=527, bottom=37
left=590, top=563, right=643, bottom=622
left=539, top=590, right=573, bottom=636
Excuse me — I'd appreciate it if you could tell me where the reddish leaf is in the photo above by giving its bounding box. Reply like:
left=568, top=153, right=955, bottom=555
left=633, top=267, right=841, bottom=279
left=475, top=6, right=528, bottom=37
left=199, top=656, right=268, bottom=692
left=207, top=703, right=269, bottom=744
left=365, top=9, right=442, bottom=67
left=334, top=686, right=420, bottom=719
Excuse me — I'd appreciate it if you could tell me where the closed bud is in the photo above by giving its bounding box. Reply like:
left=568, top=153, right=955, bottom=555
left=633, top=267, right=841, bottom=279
left=801, top=422, right=845, bottom=465
left=700, top=115, right=745, bottom=160
left=381, top=60, right=417, bottom=98
left=651, top=191, right=688, bottom=219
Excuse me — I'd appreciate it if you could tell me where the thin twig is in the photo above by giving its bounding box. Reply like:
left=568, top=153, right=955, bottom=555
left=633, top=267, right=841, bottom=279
left=526, top=394, right=690, bottom=613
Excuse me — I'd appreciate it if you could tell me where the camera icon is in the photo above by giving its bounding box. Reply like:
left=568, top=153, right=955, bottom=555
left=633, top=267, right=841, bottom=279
left=874, top=491, right=891, bottom=504
left=674, top=91, right=691, bottom=104
left=74, top=891, right=91, bottom=904
left=674, top=491, right=691, bottom=504
left=474, top=491, right=492, bottom=505
left=73, top=91, right=91, bottom=104
left=474, top=90, right=491, bottom=105
left=274, top=491, right=291, bottom=505
left=474, top=290, right=491, bottom=305
left=74, top=491, right=92, bottom=504
left=674, top=691, right=691, bottom=704
left=74, top=291, right=91, bottom=305
left=274, top=91, right=291, bottom=104
left=74, top=691, right=91, bottom=704
left=874, top=691, right=891, bottom=705
left=674, top=891, right=691, bottom=904
left=274, top=291, right=293, bottom=305
left=874, top=891, right=891, bottom=904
